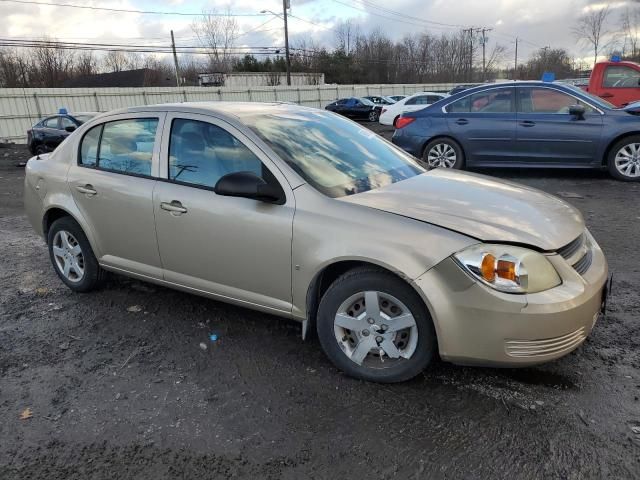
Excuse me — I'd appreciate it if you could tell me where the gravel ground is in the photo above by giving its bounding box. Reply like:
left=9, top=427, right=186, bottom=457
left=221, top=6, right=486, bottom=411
left=1, top=128, right=639, bottom=479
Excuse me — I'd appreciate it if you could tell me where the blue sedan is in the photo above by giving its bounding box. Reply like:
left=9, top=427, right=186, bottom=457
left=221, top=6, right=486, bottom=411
left=391, top=81, right=640, bottom=181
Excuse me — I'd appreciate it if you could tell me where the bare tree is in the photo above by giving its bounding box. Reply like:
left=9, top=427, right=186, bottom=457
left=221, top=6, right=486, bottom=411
left=103, top=51, right=128, bottom=72
left=620, top=5, right=640, bottom=60
left=192, top=8, right=239, bottom=72
left=335, top=19, right=359, bottom=55
left=573, top=5, right=611, bottom=66
left=75, top=52, right=97, bottom=77
left=30, top=39, right=75, bottom=87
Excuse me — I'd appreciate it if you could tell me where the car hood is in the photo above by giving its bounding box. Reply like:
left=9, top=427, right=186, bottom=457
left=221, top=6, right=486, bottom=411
left=340, top=169, right=584, bottom=251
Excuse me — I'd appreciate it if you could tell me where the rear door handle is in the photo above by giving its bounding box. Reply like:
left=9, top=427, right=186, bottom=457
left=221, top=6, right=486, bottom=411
left=455, top=119, right=469, bottom=125
left=160, top=200, right=188, bottom=215
left=76, top=184, right=97, bottom=196
left=520, top=120, right=536, bottom=127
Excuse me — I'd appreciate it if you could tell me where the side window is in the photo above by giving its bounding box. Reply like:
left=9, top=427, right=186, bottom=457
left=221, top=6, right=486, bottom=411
left=168, top=118, right=267, bottom=189
left=603, top=66, right=640, bottom=88
left=79, top=124, right=101, bottom=167
left=42, top=117, right=59, bottom=129
left=427, top=95, right=443, bottom=104
left=78, top=118, right=158, bottom=175
left=60, top=117, right=76, bottom=130
left=469, top=88, right=513, bottom=113
left=405, top=96, right=426, bottom=106
left=519, top=88, right=595, bottom=114
left=446, top=96, right=471, bottom=113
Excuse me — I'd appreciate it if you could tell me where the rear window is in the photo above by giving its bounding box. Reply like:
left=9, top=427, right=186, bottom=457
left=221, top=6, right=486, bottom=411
left=603, top=65, right=640, bottom=88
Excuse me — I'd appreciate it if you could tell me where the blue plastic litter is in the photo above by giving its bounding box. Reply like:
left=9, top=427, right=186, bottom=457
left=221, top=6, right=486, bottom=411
left=209, top=334, right=218, bottom=342
left=541, top=72, right=555, bottom=82
left=58, top=107, right=68, bottom=114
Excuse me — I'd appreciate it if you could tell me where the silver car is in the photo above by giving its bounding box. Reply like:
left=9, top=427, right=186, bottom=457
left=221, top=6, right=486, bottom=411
left=24, top=102, right=608, bottom=383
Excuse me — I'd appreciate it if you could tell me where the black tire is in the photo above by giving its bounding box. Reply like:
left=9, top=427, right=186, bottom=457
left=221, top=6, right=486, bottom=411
left=316, top=267, right=436, bottom=383
left=35, top=144, right=48, bottom=155
left=422, top=137, right=464, bottom=170
left=368, top=110, right=379, bottom=122
left=47, top=216, right=104, bottom=292
left=393, top=115, right=400, bottom=128
left=607, top=135, right=640, bottom=181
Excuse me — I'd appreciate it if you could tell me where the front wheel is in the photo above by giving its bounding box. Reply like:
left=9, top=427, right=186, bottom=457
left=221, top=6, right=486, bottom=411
left=422, top=138, right=464, bottom=170
left=608, top=135, right=640, bottom=181
left=317, top=267, right=436, bottom=383
left=368, top=110, right=379, bottom=122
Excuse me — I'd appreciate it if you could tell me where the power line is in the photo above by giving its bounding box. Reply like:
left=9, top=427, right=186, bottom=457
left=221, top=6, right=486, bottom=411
left=0, top=0, right=268, bottom=17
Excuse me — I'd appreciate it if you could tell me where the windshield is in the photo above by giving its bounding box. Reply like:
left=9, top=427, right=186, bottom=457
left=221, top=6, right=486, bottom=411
left=241, top=109, right=423, bottom=198
left=359, top=98, right=375, bottom=106
left=561, top=83, right=616, bottom=109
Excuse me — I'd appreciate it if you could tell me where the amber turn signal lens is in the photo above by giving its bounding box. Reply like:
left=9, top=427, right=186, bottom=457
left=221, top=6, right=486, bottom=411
left=480, top=253, right=496, bottom=282
left=496, top=259, right=517, bottom=281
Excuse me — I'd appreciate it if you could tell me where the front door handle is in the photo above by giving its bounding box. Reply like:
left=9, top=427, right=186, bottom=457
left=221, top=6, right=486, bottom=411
left=160, top=200, right=188, bottom=215
left=455, top=118, right=469, bottom=125
left=76, top=184, right=97, bottom=196
left=520, top=120, right=536, bottom=127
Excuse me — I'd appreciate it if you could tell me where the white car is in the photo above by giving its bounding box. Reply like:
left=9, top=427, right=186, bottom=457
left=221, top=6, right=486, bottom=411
left=379, top=92, right=448, bottom=127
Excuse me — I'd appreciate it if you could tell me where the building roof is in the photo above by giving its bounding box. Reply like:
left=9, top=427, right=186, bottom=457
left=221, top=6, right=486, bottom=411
left=62, top=69, right=175, bottom=88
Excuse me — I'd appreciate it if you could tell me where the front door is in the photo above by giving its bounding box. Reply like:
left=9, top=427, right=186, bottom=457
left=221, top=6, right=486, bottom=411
left=445, top=86, right=518, bottom=164
left=153, top=113, right=295, bottom=314
left=67, top=113, right=165, bottom=278
left=515, top=87, right=603, bottom=165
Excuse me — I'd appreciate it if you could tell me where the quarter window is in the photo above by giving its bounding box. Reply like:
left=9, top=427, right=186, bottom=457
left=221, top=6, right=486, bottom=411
left=603, top=66, right=640, bottom=88
left=60, top=117, right=76, bottom=130
left=78, top=118, right=158, bottom=176
left=518, top=88, right=595, bottom=114
left=168, top=118, right=268, bottom=189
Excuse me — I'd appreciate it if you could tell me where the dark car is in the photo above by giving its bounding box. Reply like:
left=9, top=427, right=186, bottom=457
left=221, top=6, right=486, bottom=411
left=28, top=112, right=98, bottom=155
left=392, top=81, right=640, bottom=181
left=325, top=97, right=383, bottom=122
left=363, top=95, right=396, bottom=105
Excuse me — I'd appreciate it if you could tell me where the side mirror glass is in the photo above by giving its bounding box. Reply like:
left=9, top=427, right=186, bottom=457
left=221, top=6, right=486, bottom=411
left=568, top=104, right=586, bottom=119
left=214, top=171, right=284, bottom=204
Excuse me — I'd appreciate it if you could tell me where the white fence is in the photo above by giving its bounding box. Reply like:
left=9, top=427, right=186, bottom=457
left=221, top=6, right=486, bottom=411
left=0, top=83, right=455, bottom=143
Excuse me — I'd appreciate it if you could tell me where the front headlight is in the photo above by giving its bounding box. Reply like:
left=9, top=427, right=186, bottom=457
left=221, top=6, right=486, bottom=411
left=453, top=244, right=561, bottom=294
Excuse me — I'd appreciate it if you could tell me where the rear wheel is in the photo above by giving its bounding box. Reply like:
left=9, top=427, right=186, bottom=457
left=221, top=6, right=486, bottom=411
left=47, top=216, right=104, bottom=292
left=422, top=138, right=464, bottom=170
left=393, top=115, right=400, bottom=128
left=368, top=110, right=379, bottom=122
left=317, top=267, right=436, bottom=383
left=608, top=135, right=640, bottom=181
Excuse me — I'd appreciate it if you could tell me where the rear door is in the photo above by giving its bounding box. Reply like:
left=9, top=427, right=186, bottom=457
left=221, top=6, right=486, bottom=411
left=445, top=86, right=518, bottom=164
left=67, top=113, right=166, bottom=278
left=515, top=86, right=603, bottom=165
left=599, top=64, right=640, bottom=106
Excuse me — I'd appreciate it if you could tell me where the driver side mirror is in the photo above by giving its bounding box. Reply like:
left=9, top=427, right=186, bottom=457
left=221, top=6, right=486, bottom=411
left=65, top=126, right=76, bottom=132
left=568, top=104, right=586, bottom=120
left=214, top=171, right=284, bottom=204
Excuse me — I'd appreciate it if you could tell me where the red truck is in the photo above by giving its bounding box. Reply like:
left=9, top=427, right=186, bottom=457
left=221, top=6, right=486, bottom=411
left=583, top=58, right=640, bottom=107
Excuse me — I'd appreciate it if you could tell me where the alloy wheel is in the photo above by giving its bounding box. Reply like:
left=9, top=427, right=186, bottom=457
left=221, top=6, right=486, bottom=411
left=333, top=291, right=418, bottom=368
left=427, top=143, right=457, bottom=168
left=52, top=230, right=85, bottom=282
left=614, top=143, right=640, bottom=178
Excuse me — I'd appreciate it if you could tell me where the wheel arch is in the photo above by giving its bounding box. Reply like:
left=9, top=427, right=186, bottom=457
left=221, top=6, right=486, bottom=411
left=602, top=131, right=640, bottom=166
left=304, top=259, right=438, bottom=343
left=41, top=205, right=101, bottom=259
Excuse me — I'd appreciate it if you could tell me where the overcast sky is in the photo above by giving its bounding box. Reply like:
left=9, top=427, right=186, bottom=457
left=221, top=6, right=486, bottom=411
left=0, top=0, right=637, bottom=66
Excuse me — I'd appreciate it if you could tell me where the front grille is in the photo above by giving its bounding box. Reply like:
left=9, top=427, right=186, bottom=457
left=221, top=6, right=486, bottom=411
left=505, top=327, right=586, bottom=358
left=557, top=232, right=592, bottom=276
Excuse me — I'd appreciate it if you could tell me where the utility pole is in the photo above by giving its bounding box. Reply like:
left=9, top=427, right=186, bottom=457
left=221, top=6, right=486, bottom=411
left=541, top=45, right=550, bottom=72
left=171, top=30, right=180, bottom=87
left=282, top=0, right=291, bottom=86
left=514, top=37, right=518, bottom=80
left=462, top=27, right=482, bottom=82
left=481, top=28, right=492, bottom=81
